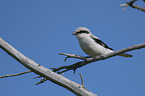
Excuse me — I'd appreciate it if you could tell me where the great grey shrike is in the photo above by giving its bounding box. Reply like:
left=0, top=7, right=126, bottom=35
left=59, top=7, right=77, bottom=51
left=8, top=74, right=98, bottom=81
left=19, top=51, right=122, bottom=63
left=72, top=27, right=133, bottom=58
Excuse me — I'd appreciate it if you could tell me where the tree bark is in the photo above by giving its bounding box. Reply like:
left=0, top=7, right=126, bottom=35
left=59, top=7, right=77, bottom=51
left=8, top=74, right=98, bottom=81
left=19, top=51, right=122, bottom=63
left=0, top=37, right=97, bottom=96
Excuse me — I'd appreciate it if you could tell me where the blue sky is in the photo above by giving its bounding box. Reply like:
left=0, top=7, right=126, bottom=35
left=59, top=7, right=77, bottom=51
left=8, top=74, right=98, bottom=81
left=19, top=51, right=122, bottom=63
left=0, top=0, right=145, bottom=96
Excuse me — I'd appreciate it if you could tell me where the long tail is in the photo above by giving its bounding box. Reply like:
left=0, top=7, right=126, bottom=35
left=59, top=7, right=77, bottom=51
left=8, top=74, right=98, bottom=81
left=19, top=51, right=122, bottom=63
left=119, top=53, right=133, bottom=57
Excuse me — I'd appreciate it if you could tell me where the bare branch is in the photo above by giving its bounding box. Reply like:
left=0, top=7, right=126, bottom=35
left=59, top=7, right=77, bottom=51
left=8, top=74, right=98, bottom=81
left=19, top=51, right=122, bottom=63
left=52, top=43, right=145, bottom=73
left=59, top=53, right=86, bottom=61
left=0, top=70, right=32, bottom=79
left=120, top=0, right=145, bottom=12
left=0, top=37, right=97, bottom=96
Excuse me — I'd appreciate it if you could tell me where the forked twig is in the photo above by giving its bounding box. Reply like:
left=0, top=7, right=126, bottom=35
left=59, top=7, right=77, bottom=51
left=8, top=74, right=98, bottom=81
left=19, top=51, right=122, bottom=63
left=120, top=0, right=145, bottom=12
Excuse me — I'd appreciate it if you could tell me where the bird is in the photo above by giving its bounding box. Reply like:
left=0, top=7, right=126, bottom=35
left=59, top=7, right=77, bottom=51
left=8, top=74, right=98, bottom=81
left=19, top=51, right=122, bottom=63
left=72, top=27, right=133, bottom=58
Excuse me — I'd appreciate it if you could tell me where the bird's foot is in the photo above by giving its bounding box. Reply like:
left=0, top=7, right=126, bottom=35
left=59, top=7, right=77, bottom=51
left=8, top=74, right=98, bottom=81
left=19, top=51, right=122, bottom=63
left=93, top=55, right=104, bottom=61
left=83, top=56, right=92, bottom=62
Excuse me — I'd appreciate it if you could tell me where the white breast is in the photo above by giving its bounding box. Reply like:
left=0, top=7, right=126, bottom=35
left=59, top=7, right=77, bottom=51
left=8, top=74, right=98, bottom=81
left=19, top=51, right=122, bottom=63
left=76, top=34, right=107, bottom=57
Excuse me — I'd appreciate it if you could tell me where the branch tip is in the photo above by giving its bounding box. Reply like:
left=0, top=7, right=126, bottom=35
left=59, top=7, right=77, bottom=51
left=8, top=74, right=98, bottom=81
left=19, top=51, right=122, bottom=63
left=33, top=76, right=41, bottom=79
left=73, top=69, right=76, bottom=74
left=79, top=73, right=84, bottom=86
left=0, top=70, right=32, bottom=79
left=35, top=78, right=47, bottom=85
left=64, top=56, right=69, bottom=62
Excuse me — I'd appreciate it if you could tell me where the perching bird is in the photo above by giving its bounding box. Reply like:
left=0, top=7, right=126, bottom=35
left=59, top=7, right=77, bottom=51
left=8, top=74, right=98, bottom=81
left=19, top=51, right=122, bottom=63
left=72, top=27, right=133, bottom=58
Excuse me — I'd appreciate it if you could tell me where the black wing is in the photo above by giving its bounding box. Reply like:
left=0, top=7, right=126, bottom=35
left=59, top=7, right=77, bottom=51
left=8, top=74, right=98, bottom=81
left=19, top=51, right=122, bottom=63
left=91, top=36, right=113, bottom=50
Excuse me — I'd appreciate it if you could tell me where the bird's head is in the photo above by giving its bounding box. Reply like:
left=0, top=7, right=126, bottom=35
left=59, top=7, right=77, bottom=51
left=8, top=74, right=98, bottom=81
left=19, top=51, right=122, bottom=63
left=72, top=27, right=91, bottom=36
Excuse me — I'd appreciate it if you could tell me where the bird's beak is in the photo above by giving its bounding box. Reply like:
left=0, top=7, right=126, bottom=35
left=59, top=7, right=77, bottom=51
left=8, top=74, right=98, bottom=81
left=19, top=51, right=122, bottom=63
left=72, top=32, right=76, bottom=35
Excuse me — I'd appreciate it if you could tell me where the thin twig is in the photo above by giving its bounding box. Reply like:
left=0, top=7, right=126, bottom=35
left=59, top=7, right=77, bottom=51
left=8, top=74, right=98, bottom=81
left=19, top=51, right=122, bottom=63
left=0, top=70, right=32, bottom=79
left=59, top=53, right=86, bottom=61
left=79, top=73, right=84, bottom=86
left=120, top=0, right=145, bottom=12
left=33, top=75, right=41, bottom=79
left=79, top=73, right=89, bottom=92
left=35, top=78, right=47, bottom=85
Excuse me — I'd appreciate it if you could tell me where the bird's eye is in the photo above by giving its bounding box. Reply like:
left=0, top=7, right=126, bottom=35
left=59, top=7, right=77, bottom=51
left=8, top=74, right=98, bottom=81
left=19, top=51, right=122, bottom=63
left=77, top=31, right=89, bottom=34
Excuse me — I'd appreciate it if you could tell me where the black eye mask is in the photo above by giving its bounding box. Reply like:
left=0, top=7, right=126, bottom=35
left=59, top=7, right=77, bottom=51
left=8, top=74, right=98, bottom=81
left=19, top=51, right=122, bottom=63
left=76, top=31, right=89, bottom=35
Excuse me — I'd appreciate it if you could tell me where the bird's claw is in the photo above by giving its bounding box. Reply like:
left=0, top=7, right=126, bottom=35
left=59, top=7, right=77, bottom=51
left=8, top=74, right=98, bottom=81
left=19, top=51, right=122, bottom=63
left=83, top=56, right=92, bottom=62
left=93, top=56, right=104, bottom=60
